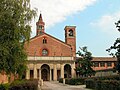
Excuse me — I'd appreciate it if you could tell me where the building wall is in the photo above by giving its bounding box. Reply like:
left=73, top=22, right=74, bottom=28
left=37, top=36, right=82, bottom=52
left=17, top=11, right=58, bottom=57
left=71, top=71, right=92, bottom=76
left=0, top=73, right=8, bottom=84
left=76, top=57, right=117, bottom=72
left=92, top=61, right=116, bottom=71
left=24, top=34, right=72, bottom=57
left=0, top=72, right=17, bottom=84
left=91, top=57, right=117, bottom=71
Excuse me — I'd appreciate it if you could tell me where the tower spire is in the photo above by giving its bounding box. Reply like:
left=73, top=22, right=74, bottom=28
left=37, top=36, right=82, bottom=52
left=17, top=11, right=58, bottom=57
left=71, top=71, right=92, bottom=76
left=36, top=13, right=45, bottom=36
left=39, top=13, right=43, bottom=21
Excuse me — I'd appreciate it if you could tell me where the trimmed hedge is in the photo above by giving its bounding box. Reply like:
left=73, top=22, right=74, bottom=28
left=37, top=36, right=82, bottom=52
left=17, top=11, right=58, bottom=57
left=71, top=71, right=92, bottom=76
left=85, top=79, right=95, bottom=89
left=58, top=78, right=63, bottom=83
left=9, top=79, right=38, bottom=90
left=0, top=83, right=10, bottom=90
left=59, top=75, right=120, bottom=85
left=58, top=78, right=85, bottom=85
left=59, top=75, right=120, bottom=89
left=0, top=84, right=6, bottom=90
left=85, top=75, right=120, bottom=81
left=85, top=75, right=120, bottom=89
left=95, top=80, right=120, bottom=90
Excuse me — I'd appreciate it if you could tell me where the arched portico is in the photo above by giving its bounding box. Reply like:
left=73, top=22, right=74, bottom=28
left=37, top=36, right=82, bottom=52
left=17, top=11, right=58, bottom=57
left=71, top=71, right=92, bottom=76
left=41, top=64, right=50, bottom=81
left=26, top=57, right=76, bottom=80
left=64, top=64, right=71, bottom=78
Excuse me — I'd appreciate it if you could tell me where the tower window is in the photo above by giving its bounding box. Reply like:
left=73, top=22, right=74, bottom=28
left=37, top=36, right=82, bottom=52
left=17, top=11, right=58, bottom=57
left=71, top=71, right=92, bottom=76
left=38, top=25, right=42, bottom=29
left=69, top=29, right=73, bottom=36
left=39, top=31, right=42, bottom=34
left=43, top=38, right=47, bottom=44
left=42, top=49, right=48, bottom=56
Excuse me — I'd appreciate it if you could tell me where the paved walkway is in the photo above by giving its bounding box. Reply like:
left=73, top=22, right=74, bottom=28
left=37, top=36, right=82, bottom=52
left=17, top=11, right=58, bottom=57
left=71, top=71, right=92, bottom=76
left=40, top=81, right=92, bottom=90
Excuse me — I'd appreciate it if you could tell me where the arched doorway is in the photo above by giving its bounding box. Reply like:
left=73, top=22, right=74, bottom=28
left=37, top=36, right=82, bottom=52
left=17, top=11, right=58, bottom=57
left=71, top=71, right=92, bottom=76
left=41, top=64, right=50, bottom=81
left=64, top=64, right=71, bottom=78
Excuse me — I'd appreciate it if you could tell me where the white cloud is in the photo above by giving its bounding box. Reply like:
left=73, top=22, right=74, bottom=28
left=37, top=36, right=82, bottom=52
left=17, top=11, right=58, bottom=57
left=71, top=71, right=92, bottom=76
left=30, top=0, right=97, bottom=36
left=90, top=11, right=120, bottom=34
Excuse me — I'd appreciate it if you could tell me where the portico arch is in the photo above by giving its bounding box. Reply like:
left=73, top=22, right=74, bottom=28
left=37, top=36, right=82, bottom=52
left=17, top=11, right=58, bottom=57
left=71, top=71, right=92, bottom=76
left=41, top=64, right=50, bottom=81
left=64, top=64, right=71, bottom=78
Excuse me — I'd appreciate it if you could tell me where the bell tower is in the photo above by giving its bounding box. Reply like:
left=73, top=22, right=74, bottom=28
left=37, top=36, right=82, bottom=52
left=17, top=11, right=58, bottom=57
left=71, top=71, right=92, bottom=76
left=64, top=26, right=76, bottom=57
left=36, top=13, right=45, bottom=35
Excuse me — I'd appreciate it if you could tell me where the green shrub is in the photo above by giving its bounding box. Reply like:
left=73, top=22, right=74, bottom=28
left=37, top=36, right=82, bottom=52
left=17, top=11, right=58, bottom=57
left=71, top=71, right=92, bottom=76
left=9, top=79, right=38, bottom=90
left=95, top=80, right=120, bottom=90
left=95, top=75, right=120, bottom=81
left=59, top=78, right=85, bottom=85
left=0, top=83, right=10, bottom=90
left=85, top=79, right=95, bottom=89
left=0, top=84, right=6, bottom=90
left=59, top=75, right=120, bottom=88
left=65, top=78, right=76, bottom=85
left=85, top=75, right=120, bottom=89
left=95, top=80, right=102, bottom=90
left=58, top=78, right=63, bottom=83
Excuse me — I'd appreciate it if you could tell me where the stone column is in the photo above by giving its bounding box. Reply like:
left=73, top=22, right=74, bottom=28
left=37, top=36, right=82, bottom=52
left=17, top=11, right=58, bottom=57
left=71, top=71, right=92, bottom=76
left=53, top=64, right=57, bottom=81
left=26, top=69, right=30, bottom=79
left=60, top=64, right=64, bottom=78
left=105, top=62, right=107, bottom=68
left=50, top=69, right=52, bottom=81
left=34, top=64, right=37, bottom=79
left=39, top=69, right=41, bottom=80
left=71, top=63, right=75, bottom=78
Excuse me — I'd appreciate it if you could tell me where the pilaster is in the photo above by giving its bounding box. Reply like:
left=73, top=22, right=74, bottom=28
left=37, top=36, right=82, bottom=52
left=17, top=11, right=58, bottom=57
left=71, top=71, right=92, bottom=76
left=26, top=69, right=30, bottom=79
left=53, top=64, right=57, bottom=81
left=34, top=64, right=37, bottom=79
left=60, top=64, right=64, bottom=78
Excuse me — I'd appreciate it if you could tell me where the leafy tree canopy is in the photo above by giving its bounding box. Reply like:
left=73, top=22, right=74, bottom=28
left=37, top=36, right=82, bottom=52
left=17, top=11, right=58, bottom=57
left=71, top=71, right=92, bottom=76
left=106, top=20, right=120, bottom=73
left=0, top=0, right=36, bottom=78
left=76, top=46, right=95, bottom=77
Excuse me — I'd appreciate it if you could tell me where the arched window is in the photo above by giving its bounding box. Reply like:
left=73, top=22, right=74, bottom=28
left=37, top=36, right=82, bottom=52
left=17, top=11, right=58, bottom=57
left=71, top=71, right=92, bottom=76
left=69, top=29, right=73, bottom=36
left=43, top=38, right=47, bottom=44
left=38, top=25, right=42, bottom=30
left=42, top=49, right=48, bottom=56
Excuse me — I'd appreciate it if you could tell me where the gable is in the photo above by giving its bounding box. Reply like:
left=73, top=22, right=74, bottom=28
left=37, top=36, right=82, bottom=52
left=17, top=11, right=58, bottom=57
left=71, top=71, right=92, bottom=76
left=24, top=33, right=72, bottom=57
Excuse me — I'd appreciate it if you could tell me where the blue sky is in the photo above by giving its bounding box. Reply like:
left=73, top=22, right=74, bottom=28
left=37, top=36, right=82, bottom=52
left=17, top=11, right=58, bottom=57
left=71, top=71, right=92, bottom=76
left=30, top=0, right=120, bottom=57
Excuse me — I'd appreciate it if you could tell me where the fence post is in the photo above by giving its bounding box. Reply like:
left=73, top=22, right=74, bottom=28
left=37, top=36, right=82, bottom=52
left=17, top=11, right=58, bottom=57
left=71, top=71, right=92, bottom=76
left=63, top=78, right=65, bottom=85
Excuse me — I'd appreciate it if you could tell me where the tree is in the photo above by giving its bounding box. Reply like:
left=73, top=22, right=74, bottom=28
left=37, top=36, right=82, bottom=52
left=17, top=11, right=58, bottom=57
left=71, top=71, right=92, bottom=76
left=76, top=46, right=95, bottom=77
left=0, top=0, right=36, bottom=80
left=115, top=20, right=120, bottom=32
left=106, top=20, right=120, bottom=73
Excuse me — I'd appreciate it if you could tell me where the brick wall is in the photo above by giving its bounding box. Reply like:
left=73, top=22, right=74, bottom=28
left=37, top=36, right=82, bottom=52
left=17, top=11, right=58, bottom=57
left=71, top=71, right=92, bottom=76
left=24, top=33, right=72, bottom=57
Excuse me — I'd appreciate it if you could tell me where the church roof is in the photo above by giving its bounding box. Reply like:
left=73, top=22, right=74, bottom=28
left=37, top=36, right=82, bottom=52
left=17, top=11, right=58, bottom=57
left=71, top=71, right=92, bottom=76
left=76, top=57, right=117, bottom=61
left=92, top=57, right=117, bottom=61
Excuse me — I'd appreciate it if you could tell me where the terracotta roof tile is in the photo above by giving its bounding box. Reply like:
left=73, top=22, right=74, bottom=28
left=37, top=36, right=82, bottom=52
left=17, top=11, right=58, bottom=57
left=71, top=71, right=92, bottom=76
left=76, top=57, right=117, bottom=61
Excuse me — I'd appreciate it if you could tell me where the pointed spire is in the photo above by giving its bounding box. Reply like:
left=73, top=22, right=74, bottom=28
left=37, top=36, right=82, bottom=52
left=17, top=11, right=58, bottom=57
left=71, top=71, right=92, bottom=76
left=39, top=13, right=43, bottom=21
left=36, top=12, right=45, bottom=36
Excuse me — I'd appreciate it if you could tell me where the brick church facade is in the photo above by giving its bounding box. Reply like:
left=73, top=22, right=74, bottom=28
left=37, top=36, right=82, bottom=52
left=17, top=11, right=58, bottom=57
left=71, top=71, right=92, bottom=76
left=24, top=14, right=76, bottom=81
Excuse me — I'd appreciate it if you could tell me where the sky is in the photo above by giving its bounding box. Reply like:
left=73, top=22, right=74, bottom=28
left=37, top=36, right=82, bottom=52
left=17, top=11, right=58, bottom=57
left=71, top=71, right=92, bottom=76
left=30, top=0, right=120, bottom=57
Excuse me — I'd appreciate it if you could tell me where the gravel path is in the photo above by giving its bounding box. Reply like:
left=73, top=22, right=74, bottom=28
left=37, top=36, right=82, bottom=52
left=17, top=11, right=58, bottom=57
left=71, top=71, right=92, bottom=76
left=41, top=81, right=92, bottom=90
